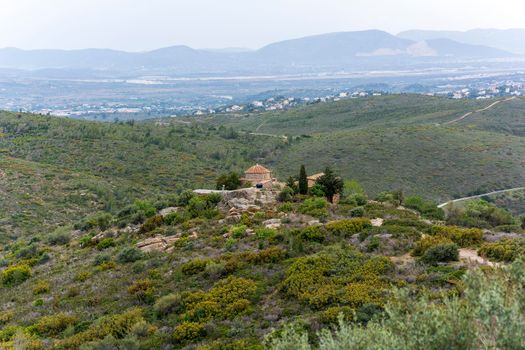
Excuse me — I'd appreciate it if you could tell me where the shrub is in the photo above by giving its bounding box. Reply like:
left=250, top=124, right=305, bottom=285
left=76, top=212, right=113, bottom=232
left=255, top=228, right=277, bottom=239
left=325, top=218, right=372, bottom=236
left=139, top=215, right=164, bottom=234
left=293, top=225, right=325, bottom=243
left=154, top=293, right=182, bottom=316
left=493, top=224, right=522, bottom=233
left=93, top=253, right=111, bottom=266
left=281, top=247, right=390, bottom=309
left=223, top=299, right=252, bottom=319
left=412, top=236, right=453, bottom=257
left=33, top=313, right=78, bottom=337
left=278, top=187, right=295, bottom=202
left=404, top=196, right=445, bottom=220
left=421, top=243, right=459, bottom=264
left=33, top=280, right=50, bottom=295
left=47, top=228, right=71, bottom=246
left=430, top=226, right=483, bottom=247
left=299, top=198, right=329, bottom=218
left=350, top=206, right=366, bottom=217
left=0, top=325, right=20, bottom=342
left=254, top=247, right=286, bottom=264
left=58, top=308, right=144, bottom=349
left=16, top=243, right=40, bottom=260
left=478, top=239, right=525, bottom=262
left=164, top=210, right=191, bottom=225
left=320, top=306, right=354, bottom=325
left=186, top=300, right=221, bottom=322
left=342, top=282, right=384, bottom=308
left=447, top=199, right=515, bottom=228
left=95, top=261, right=116, bottom=272
left=117, top=247, right=144, bottom=264
left=173, top=322, right=205, bottom=344
left=376, top=190, right=404, bottom=206
left=209, top=276, right=257, bottom=305
left=187, top=195, right=221, bottom=219
left=278, top=202, right=294, bottom=213
left=181, top=258, right=212, bottom=275
left=128, top=279, right=155, bottom=303
left=216, top=172, right=241, bottom=191
left=79, top=335, right=140, bottom=350
left=96, top=238, right=115, bottom=250
left=1, top=264, right=31, bottom=287
left=75, top=271, right=93, bottom=282
left=231, top=225, right=248, bottom=238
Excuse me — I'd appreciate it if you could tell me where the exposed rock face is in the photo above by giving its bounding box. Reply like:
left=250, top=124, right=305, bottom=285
left=220, top=188, right=277, bottom=210
left=263, top=219, right=281, bottom=229
left=159, top=207, right=180, bottom=217
left=137, top=235, right=181, bottom=253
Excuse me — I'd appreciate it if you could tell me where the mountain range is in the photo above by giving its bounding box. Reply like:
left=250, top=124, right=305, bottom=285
left=0, top=29, right=521, bottom=74
left=398, top=28, right=525, bottom=55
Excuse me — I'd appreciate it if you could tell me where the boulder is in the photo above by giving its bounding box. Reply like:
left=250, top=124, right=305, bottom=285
left=371, top=218, right=384, bottom=227
left=137, top=235, right=181, bottom=253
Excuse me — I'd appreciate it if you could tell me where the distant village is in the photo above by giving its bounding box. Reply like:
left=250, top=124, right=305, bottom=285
left=11, top=79, right=525, bottom=120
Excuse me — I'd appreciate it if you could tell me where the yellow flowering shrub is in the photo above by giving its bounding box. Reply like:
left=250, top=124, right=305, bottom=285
left=430, top=226, right=483, bottom=247
left=325, top=218, right=372, bottom=236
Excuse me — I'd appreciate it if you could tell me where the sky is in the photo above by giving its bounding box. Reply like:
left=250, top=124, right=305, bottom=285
left=0, top=0, right=524, bottom=51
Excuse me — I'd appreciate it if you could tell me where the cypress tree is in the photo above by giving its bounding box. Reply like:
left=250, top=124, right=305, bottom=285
left=299, top=165, right=308, bottom=195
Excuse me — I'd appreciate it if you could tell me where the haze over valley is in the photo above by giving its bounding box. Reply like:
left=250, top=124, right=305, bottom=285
left=1, top=29, right=525, bottom=119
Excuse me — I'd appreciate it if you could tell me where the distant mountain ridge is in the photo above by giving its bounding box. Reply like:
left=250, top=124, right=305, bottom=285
left=398, top=29, right=525, bottom=55
left=0, top=29, right=519, bottom=73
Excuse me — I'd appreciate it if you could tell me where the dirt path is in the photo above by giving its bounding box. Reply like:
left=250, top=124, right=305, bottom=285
left=438, top=187, right=525, bottom=209
left=390, top=253, right=414, bottom=265
left=248, top=132, right=288, bottom=141
left=443, top=96, right=516, bottom=125
left=459, top=249, right=499, bottom=267
left=255, top=119, right=268, bottom=132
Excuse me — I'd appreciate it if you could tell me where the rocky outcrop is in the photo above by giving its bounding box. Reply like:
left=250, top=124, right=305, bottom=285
left=137, top=232, right=198, bottom=253
left=137, top=235, right=181, bottom=253
left=220, top=188, right=277, bottom=211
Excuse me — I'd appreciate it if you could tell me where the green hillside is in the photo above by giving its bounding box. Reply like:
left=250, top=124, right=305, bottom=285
left=210, top=94, right=485, bottom=134
left=1, top=94, right=524, bottom=238
left=0, top=95, right=524, bottom=349
left=209, top=95, right=525, bottom=202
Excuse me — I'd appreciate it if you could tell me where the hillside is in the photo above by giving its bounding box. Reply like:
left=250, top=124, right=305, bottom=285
left=0, top=94, right=524, bottom=349
left=0, top=172, right=523, bottom=349
left=1, top=95, right=524, bottom=240
left=0, top=112, right=283, bottom=237
left=209, top=95, right=525, bottom=202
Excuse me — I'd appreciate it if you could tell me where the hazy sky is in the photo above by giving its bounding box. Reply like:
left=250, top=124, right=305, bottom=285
left=1, top=0, right=524, bottom=51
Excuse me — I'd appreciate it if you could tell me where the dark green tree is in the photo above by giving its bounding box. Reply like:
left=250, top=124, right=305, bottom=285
left=216, top=172, right=241, bottom=190
left=286, top=176, right=299, bottom=194
left=316, top=167, right=344, bottom=203
left=298, top=165, right=308, bottom=195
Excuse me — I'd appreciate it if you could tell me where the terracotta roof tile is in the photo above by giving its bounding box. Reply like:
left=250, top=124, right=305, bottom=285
left=245, top=164, right=271, bottom=174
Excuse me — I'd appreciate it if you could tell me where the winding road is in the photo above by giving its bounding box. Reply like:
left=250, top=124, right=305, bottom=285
left=438, top=187, right=525, bottom=209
